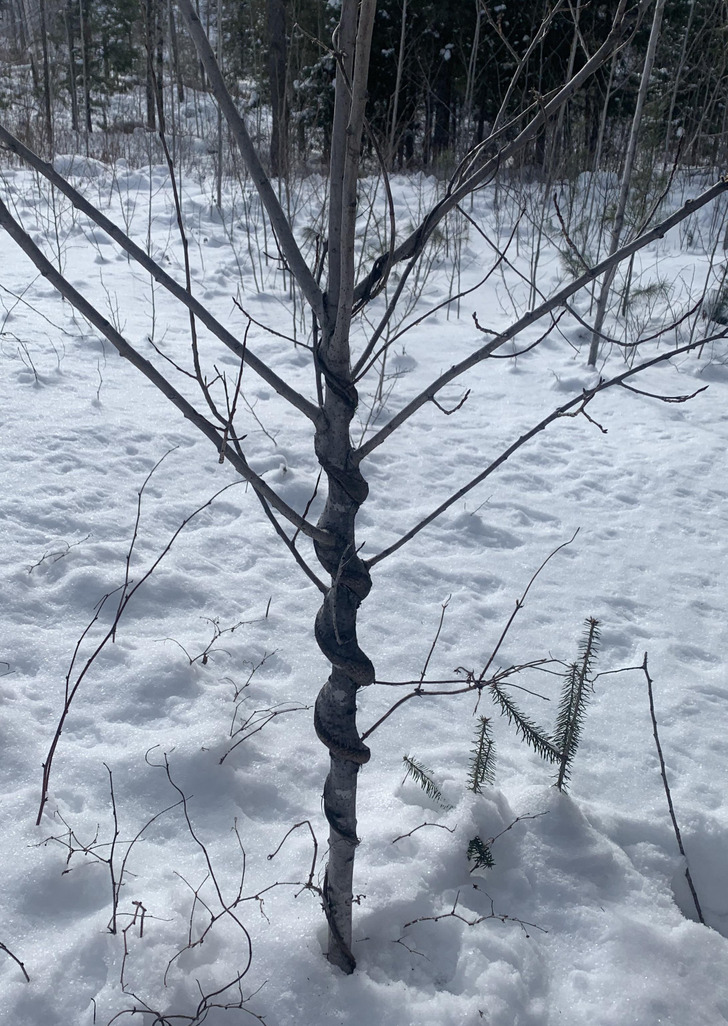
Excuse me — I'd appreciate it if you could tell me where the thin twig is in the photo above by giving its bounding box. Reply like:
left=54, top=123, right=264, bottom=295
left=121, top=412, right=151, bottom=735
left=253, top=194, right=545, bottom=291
left=356, top=177, right=728, bottom=463
left=0, top=941, right=30, bottom=982
left=642, top=653, right=705, bottom=924
left=37, top=473, right=243, bottom=824
left=420, top=597, right=450, bottom=683
left=392, top=822, right=456, bottom=844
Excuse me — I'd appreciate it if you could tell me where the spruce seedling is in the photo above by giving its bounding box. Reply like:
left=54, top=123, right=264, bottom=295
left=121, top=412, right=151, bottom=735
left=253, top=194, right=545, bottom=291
left=488, top=679, right=560, bottom=764
left=402, top=756, right=453, bottom=811
left=467, top=836, right=495, bottom=871
left=554, top=617, right=601, bottom=792
left=467, top=716, right=496, bottom=793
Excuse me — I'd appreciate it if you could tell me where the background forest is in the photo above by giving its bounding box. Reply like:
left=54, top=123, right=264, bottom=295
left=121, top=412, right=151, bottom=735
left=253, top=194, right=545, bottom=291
left=1, top=0, right=728, bottom=176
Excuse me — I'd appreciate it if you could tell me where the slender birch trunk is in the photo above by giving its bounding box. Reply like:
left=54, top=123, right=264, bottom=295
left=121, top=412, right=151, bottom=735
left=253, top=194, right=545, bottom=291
left=110, top=0, right=661, bottom=976
left=313, top=0, right=378, bottom=973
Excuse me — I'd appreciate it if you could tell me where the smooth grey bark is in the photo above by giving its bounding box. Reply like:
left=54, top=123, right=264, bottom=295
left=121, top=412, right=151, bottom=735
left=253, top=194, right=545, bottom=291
left=313, top=0, right=378, bottom=972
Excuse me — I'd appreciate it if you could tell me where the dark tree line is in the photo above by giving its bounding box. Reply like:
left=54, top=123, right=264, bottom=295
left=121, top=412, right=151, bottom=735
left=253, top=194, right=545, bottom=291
left=1, top=0, right=727, bottom=172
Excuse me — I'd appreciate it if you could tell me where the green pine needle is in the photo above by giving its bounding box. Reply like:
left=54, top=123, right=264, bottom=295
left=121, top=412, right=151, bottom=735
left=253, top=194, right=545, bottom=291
left=467, top=835, right=495, bottom=871
left=489, top=680, right=560, bottom=763
left=554, top=617, right=601, bottom=792
left=402, top=755, right=453, bottom=810
left=467, top=716, right=496, bottom=793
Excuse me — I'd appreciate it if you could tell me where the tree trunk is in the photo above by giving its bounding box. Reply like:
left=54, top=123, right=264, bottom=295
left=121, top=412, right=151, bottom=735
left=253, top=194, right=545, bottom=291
left=38, top=0, right=53, bottom=152
left=166, top=0, right=659, bottom=975
left=216, top=0, right=223, bottom=208
left=387, top=0, right=407, bottom=169
left=65, top=3, right=79, bottom=134
left=145, top=0, right=157, bottom=130
left=314, top=0, right=377, bottom=973
left=266, top=0, right=287, bottom=177
left=79, top=0, right=92, bottom=135
left=662, top=0, right=695, bottom=166
left=168, top=0, right=185, bottom=103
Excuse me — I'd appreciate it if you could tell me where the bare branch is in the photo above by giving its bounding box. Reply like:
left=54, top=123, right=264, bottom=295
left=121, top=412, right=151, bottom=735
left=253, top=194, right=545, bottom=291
left=0, top=125, right=320, bottom=424
left=353, top=0, right=648, bottom=305
left=253, top=491, right=327, bottom=594
left=419, top=597, right=450, bottom=683
left=36, top=473, right=269, bottom=824
left=400, top=888, right=546, bottom=935
left=392, top=822, right=456, bottom=843
left=0, top=941, right=29, bottom=983
left=356, top=177, right=728, bottom=463
left=175, top=0, right=327, bottom=328
left=619, top=381, right=708, bottom=403
left=366, top=323, right=726, bottom=566
left=642, top=654, right=705, bottom=924
left=352, top=218, right=521, bottom=382
left=0, top=194, right=328, bottom=543
left=361, top=659, right=558, bottom=742
left=477, top=534, right=580, bottom=684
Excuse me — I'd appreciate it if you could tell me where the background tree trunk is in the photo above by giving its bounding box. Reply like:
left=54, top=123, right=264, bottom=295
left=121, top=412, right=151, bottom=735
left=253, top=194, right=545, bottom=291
left=38, top=0, right=53, bottom=152
left=267, top=0, right=288, bottom=177
left=79, top=0, right=92, bottom=135
left=65, top=2, right=79, bottom=134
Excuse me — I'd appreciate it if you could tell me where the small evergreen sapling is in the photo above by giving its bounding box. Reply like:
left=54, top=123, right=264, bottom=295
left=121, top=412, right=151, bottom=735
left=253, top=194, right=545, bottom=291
left=402, top=755, right=453, bottom=810
left=488, top=678, right=560, bottom=764
left=466, top=717, right=498, bottom=870
left=554, top=617, right=601, bottom=792
left=466, top=835, right=495, bottom=871
left=467, top=716, right=496, bottom=794
left=403, top=616, right=602, bottom=875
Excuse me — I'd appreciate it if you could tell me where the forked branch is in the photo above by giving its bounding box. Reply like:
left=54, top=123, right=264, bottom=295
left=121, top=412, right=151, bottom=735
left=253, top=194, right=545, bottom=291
left=0, top=193, right=327, bottom=544
left=175, top=0, right=326, bottom=328
left=356, top=177, right=728, bottom=463
left=0, top=125, right=320, bottom=424
left=366, top=328, right=725, bottom=566
left=353, top=0, right=649, bottom=306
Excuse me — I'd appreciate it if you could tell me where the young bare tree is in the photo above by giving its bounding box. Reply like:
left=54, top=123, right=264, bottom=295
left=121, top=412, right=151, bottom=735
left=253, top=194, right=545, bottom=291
left=1, top=0, right=726, bottom=975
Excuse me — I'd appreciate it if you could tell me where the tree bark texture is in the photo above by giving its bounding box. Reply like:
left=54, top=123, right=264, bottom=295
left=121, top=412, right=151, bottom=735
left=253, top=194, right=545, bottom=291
left=266, top=0, right=288, bottom=177
left=313, top=363, right=374, bottom=974
left=314, top=0, right=378, bottom=972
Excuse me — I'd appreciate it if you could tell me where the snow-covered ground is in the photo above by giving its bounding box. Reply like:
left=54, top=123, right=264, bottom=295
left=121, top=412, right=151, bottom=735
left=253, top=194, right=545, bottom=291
left=2, top=157, right=728, bottom=1026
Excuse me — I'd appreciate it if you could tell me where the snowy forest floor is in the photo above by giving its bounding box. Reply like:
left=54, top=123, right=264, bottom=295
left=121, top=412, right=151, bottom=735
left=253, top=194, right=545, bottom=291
left=1, top=157, right=728, bottom=1026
